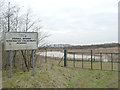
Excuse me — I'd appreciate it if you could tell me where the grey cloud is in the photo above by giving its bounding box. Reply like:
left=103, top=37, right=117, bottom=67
left=37, top=4, right=118, bottom=45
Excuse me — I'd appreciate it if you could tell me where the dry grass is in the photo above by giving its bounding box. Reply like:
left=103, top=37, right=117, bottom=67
left=2, top=56, right=118, bottom=88
left=67, top=47, right=118, bottom=53
left=2, top=46, right=119, bottom=88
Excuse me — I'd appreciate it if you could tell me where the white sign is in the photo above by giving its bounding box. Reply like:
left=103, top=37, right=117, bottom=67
left=4, top=32, right=38, bottom=50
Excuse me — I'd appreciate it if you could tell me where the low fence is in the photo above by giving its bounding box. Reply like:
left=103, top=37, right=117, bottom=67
left=63, top=50, right=120, bottom=72
left=37, top=49, right=120, bottom=72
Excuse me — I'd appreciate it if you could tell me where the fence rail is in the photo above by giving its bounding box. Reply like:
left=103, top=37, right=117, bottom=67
left=64, top=50, right=120, bottom=72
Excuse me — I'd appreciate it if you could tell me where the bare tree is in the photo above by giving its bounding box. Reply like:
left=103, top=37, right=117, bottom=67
left=1, top=1, right=49, bottom=71
left=20, top=9, right=49, bottom=71
left=0, top=0, right=4, bottom=40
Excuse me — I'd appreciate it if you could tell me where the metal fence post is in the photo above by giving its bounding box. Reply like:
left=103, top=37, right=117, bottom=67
left=94, top=54, right=95, bottom=62
left=10, top=50, right=12, bottom=78
left=64, top=50, right=67, bottom=67
left=45, top=48, right=47, bottom=63
left=82, top=53, right=83, bottom=68
left=111, top=53, right=113, bottom=71
left=73, top=53, right=75, bottom=67
left=91, top=50, right=93, bottom=70
left=32, top=50, right=34, bottom=76
left=100, top=53, right=102, bottom=70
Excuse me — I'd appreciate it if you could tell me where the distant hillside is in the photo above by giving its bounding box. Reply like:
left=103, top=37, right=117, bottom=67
left=70, top=43, right=119, bottom=49
left=39, top=43, right=119, bottom=49
left=38, top=43, right=119, bottom=50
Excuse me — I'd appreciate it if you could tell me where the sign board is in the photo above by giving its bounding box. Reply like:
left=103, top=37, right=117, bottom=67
left=4, top=32, right=38, bottom=50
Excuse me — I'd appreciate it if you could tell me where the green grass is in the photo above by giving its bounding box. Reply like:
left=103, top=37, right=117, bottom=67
left=66, top=60, right=118, bottom=71
left=2, top=57, right=119, bottom=88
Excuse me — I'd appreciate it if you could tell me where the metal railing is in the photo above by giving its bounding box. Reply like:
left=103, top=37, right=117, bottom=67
left=64, top=50, right=120, bottom=72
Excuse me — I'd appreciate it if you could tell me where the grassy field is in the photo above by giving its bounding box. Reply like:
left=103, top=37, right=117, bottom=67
left=2, top=57, right=119, bottom=88
left=66, top=60, right=119, bottom=71
left=67, top=47, right=118, bottom=53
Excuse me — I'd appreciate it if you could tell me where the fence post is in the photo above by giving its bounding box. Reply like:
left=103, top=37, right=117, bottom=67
left=91, top=50, right=93, bottom=70
left=94, top=54, right=95, bottom=62
left=82, top=53, right=83, bottom=68
left=32, top=50, right=35, bottom=76
left=73, top=53, right=75, bottom=67
left=100, top=53, right=102, bottom=70
left=45, top=48, right=47, bottom=63
left=10, top=50, right=12, bottom=78
left=64, top=50, right=67, bottom=67
left=111, top=53, right=113, bottom=71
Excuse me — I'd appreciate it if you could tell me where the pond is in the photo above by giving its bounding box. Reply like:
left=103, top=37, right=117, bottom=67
left=36, top=51, right=109, bottom=62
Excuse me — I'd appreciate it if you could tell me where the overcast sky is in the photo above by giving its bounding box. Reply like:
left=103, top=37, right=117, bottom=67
left=10, top=0, right=119, bottom=45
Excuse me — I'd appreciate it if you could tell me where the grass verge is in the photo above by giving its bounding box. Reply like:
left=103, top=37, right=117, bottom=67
left=2, top=58, right=118, bottom=88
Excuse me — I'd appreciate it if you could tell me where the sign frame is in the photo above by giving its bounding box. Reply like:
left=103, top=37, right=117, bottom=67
left=4, top=32, right=38, bottom=78
left=4, top=32, right=38, bottom=51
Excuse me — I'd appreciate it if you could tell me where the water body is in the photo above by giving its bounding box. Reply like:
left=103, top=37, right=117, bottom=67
left=37, top=51, right=100, bottom=60
left=37, top=51, right=109, bottom=62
